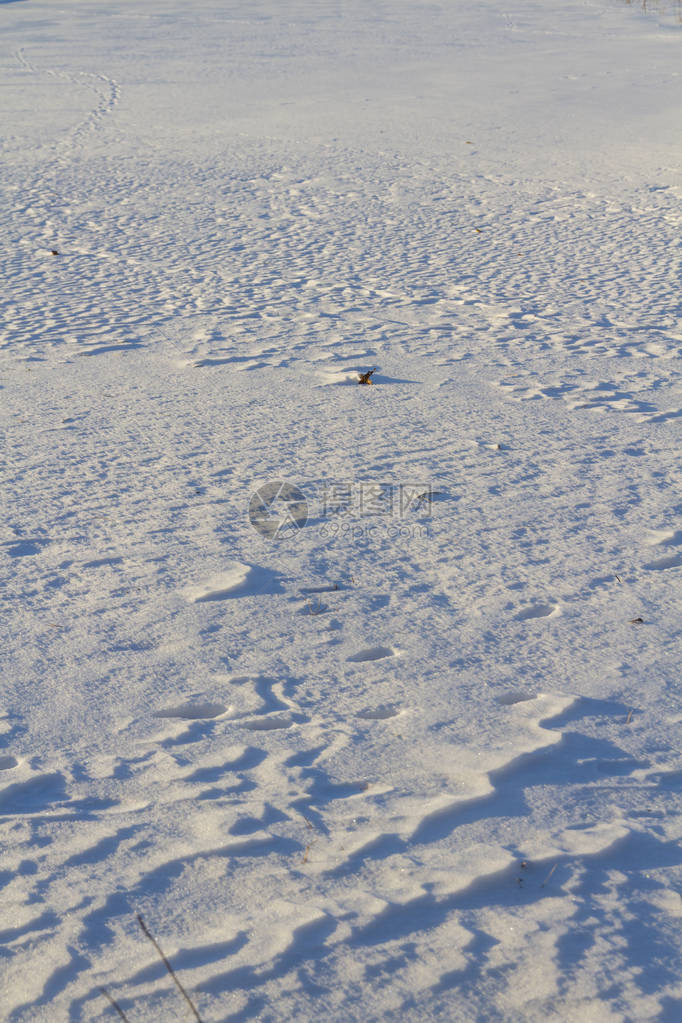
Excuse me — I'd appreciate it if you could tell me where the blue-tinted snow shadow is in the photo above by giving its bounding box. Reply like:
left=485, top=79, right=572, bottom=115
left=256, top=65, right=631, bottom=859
left=2, top=537, right=50, bottom=558
left=0, top=771, right=116, bottom=818
left=426, top=829, right=682, bottom=1012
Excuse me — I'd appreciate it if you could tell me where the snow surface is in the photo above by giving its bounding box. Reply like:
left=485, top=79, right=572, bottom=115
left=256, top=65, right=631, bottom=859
left=1, top=0, right=681, bottom=1020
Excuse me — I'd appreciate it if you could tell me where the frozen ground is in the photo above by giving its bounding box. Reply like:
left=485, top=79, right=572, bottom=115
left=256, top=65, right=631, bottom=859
left=1, top=1, right=681, bottom=1020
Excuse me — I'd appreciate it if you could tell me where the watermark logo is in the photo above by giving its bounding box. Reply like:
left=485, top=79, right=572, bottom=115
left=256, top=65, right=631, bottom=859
left=248, top=481, right=308, bottom=539
left=317, top=481, right=432, bottom=518
left=249, top=480, right=434, bottom=540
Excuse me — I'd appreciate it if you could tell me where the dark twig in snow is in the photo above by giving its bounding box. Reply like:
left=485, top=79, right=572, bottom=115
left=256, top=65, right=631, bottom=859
left=541, top=863, right=559, bottom=888
left=137, top=914, right=204, bottom=1023
left=100, top=987, right=132, bottom=1022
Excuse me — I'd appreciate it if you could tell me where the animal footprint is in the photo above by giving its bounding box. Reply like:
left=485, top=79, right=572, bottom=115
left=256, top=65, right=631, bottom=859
left=347, top=645, right=397, bottom=663
left=156, top=702, right=228, bottom=720
left=357, top=703, right=401, bottom=720
left=242, top=715, right=293, bottom=731
left=515, top=603, right=559, bottom=621
left=495, top=690, right=536, bottom=706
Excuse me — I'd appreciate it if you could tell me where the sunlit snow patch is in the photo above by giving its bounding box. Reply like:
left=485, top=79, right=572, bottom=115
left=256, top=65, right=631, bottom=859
left=185, top=562, right=284, bottom=602
left=316, top=367, right=368, bottom=386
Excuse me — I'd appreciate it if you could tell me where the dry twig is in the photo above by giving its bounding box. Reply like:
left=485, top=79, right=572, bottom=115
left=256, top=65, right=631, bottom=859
left=137, top=914, right=204, bottom=1022
left=100, top=987, right=132, bottom=1022
left=541, top=863, right=558, bottom=888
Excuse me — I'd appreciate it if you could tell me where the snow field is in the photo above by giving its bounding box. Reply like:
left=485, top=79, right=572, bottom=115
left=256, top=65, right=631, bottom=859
left=1, top=1, right=681, bottom=1020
